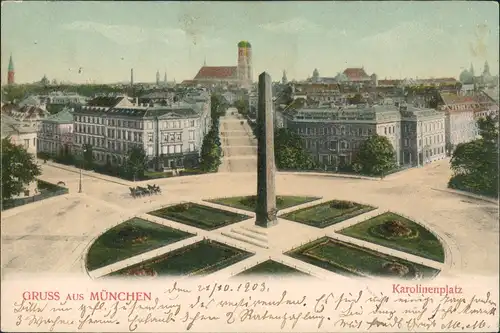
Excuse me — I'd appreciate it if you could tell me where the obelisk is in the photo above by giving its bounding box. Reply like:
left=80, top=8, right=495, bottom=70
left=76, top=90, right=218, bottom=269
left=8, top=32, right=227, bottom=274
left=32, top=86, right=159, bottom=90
left=255, top=72, right=278, bottom=228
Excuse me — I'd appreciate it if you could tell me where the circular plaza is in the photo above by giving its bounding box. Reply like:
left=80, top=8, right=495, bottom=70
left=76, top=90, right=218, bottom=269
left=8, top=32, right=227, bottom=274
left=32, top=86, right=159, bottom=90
left=1, top=158, right=498, bottom=281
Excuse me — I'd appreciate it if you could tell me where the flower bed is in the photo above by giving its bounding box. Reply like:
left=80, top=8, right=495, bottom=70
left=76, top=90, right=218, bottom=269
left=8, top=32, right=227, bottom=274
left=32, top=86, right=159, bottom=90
left=338, top=212, right=444, bottom=262
left=286, top=237, right=439, bottom=279
left=280, top=200, right=376, bottom=228
left=148, top=203, right=251, bottom=230
left=108, top=239, right=253, bottom=277
left=86, top=217, right=194, bottom=271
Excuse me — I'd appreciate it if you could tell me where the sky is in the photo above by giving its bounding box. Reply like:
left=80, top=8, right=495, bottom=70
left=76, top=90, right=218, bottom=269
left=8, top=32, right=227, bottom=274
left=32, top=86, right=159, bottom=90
left=1, top=1, right=499, bottom=84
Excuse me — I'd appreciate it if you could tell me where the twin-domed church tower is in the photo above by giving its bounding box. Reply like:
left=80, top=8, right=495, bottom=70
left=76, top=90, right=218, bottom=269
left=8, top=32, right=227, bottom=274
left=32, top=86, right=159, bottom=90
left=237, top=41, right=253, bottom=88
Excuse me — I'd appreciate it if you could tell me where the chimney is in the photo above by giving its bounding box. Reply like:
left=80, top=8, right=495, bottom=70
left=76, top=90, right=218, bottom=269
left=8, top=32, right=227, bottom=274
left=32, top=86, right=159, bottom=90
left=135, top=97, right=139, bottom=105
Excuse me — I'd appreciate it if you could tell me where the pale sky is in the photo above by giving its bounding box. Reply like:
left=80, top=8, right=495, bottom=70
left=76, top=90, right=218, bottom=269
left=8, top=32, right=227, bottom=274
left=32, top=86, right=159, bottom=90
left=1, top=1, right=499, bottom=84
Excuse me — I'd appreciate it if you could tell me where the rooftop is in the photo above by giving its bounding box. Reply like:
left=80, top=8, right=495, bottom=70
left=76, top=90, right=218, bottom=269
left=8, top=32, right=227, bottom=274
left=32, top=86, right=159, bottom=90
left=343, top=68, right=370, bottom=80
left=44, top=108, right=74, bottom=124
left=194, top=66, right=237, bottom=80
left=75, top=105, right=199, bottom=119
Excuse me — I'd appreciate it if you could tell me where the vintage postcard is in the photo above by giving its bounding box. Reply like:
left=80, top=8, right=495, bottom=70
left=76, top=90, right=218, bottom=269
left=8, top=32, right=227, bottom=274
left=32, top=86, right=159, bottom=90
left=1, top=1, right=499, bottom=332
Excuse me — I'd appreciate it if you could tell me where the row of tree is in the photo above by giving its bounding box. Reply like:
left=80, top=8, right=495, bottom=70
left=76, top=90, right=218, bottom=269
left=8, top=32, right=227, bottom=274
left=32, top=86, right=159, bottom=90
left=449, top=115, right=498, bottom=198
left=198, top=94, right=226, bottom=172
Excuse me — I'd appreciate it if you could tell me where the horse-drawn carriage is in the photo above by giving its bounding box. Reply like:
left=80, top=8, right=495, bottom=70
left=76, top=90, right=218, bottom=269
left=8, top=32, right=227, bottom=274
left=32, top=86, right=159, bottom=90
left=129, top=184, right=161, bottom=198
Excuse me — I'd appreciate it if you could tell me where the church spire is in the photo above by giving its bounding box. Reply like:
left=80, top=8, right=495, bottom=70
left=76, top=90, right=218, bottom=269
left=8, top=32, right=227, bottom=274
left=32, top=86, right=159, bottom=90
left=204, top=57, right=207, bottom=66
left=483, top=61, right=490, bottom=76
left=7, top=54, right=15, bottom=85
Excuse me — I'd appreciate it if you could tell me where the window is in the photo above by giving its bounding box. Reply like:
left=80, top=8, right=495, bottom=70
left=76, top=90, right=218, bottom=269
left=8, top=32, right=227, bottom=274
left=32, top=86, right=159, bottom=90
left=168, top=145, right=174, bottom=154
left=190, top=120, right=195, bottom=127
left=189, top=143, right=195, bottom=152
left=175, top=145, right=181, bottom=153
left=162, top=145, right=168, bottom=154
left=33, top=138, right=36, bottom=146
left=189, top=131, right=195, bottom=140
left=175, top=133, right=182, bottom=141
left=148, top=133, right=153, bottom=142
left=147, top=146, right=153, bottom=155
left=24, top=139, right=30, bottom=148
left=384, top=127, right=387, bottom=135
left=404, top=138, right=409, bottom=147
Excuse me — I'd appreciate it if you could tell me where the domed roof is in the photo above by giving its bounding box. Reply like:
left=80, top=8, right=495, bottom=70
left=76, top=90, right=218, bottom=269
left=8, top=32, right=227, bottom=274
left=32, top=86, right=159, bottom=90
left=238, top=41, right=251, bottom=48
left=459, top=69, right=473, bottom=84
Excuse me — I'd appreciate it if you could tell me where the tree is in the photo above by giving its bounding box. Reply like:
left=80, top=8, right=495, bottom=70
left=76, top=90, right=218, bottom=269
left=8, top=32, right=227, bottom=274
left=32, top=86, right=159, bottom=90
left=82, top=144, right=93, bottom=170
left=234, top=99, right=249, bottom=116
left=125, top=146, right=148, bottom=181
left=199, top=130, right=222, bottom=172
left=211, top=94, right=226, bottom=120
left=449, top=115, right=498, bottom=197
left=1, top=138, right=42, bottom=202
left=353, top=135, right=397, bottom=176
left=274, top=128, right=316, bottom=170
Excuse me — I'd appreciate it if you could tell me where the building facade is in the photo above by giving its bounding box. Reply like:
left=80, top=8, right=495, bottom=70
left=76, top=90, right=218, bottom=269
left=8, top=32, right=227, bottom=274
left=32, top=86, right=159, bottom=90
left=37, top=108, right=74, bottom=156
left=282, top=104, right=402, bottom=167
left=72, top=95, right=211, bottom=170
left=400, top=105, right=446, bottom=166
left=1, top=114, right=38, bottom=197
left=282, top=101, right=446, bottom=168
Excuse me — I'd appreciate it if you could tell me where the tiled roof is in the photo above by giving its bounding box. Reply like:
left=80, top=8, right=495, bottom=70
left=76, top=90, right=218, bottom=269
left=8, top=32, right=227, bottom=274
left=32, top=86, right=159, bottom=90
left=75, top=105, right=199, bottom=118
left=343, top=68, right=369, bottom=80
left=194, top=66, right=237, bottom=80
left=440, top=92, right=480, bottom=105
left=87, top=96, right=126, bottom=107
left=18, top=105, right=50, bottom=120
left=45, top=108, right=74, bottom=124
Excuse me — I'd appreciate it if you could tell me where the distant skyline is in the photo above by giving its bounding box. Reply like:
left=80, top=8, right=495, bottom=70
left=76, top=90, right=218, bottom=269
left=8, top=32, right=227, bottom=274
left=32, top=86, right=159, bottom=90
left=1, top=1, right=499, bottom=84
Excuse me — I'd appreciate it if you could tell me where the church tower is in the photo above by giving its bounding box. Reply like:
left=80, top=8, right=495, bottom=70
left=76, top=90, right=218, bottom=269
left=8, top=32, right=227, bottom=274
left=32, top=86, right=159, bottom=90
left=483, top=61, right=490, bottom=76
left=7, top=54, right=15, bottom=85
left=156, top=70, right=160, bottom=85
left=237, top=41, right=253, bottom=88
left=282, top=70, right=288, bottom=84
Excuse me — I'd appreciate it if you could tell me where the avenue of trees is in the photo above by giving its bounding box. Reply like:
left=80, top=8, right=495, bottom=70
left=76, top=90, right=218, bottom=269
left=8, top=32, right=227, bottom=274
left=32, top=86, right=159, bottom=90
left=449, top=115, right=498, bottom=198
left=199, top=94, right=226, bottom=172
left=1, top=138, right=41, bottom=204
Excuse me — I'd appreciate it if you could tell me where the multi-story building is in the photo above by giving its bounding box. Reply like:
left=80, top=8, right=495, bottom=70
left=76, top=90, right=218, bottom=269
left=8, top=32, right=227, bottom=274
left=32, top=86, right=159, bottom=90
left=1, top=103, right=50, bottom=129
left=282, top=100, right=446, bottom=168
left=282, top=103, right=402, bottom=167
left=400, top=105, right=446, bottom=166
left=72, top=94, right=211, bottom=170
left=1, top=114, right=38, bottom=197
left=438, top=92, right=480, bottom=150
left=37, top=108, right=74, bottom=156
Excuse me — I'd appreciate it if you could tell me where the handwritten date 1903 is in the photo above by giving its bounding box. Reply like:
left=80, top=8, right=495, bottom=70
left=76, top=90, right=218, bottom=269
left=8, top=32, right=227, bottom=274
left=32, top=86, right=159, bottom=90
left=197, top=282, right=268, bottom=298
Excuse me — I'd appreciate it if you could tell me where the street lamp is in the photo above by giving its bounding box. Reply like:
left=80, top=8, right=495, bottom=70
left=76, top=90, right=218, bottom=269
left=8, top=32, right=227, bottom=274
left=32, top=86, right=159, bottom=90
left=78, top=148, right=87, bottom=193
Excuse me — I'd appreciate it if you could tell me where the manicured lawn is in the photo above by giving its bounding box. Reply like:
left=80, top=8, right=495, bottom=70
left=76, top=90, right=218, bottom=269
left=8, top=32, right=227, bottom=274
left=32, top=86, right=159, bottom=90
left=236, top=260, right=309, bottom=276
left=144, top=171, right=173, bottom=179
left=148, top=202, right=251, bottom=230
left=109, top=239, right=253, bottom=277
left=280, top=200, right=376, bottom=228
left=206, top=195, right=321, bottom=212
left=338, top=212, right=445, bottom=262
left=86, top=217, right=194, bottom=271
left=286, top=237, right=439, bottom=279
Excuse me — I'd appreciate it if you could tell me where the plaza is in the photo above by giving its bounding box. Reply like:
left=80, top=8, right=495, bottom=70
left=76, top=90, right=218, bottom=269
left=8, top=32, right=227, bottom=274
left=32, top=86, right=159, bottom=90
left=1, top=109, right=498, bottom=281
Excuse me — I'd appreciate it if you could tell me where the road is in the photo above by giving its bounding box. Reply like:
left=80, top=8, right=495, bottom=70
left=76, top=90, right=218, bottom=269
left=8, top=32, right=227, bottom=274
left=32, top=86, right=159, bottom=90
left=218, top=107, right=257, bottom=173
